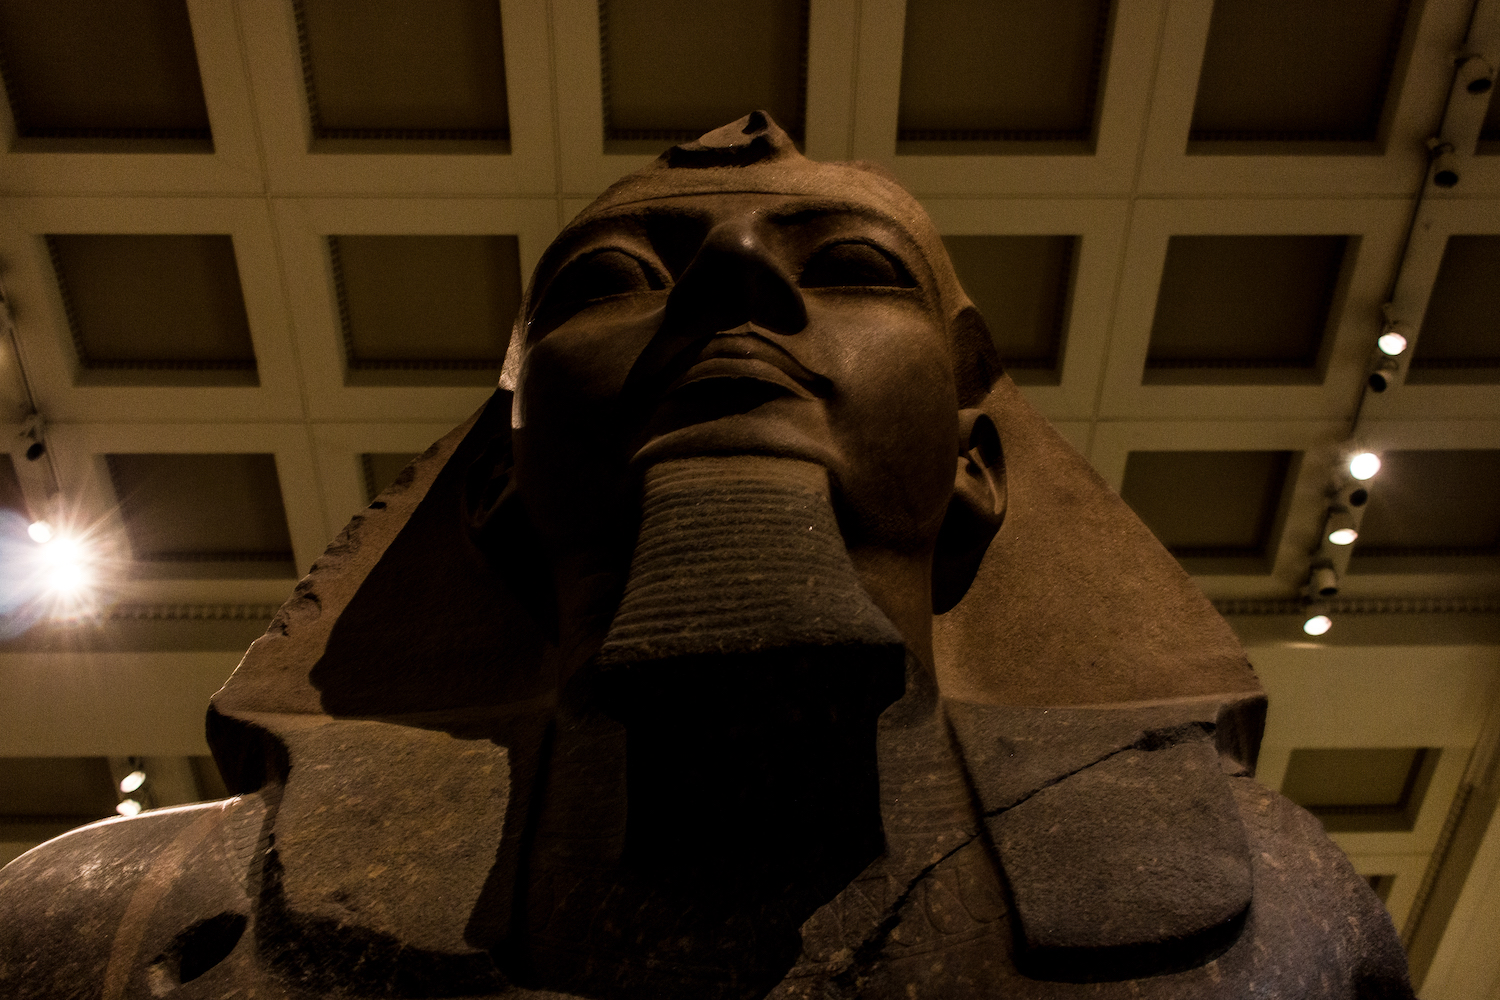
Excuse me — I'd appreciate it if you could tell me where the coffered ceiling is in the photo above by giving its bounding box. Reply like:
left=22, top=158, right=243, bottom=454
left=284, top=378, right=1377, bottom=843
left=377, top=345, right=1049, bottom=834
left=0, top=2, right=1498, bottom=993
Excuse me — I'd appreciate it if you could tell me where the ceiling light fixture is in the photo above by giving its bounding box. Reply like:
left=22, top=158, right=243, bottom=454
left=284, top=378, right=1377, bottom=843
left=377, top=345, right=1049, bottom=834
left=1368, top=357, right=1401, bottom=393
left=1377, top=327, right=1408, bottom=356
left=115, top=799, right=142, bottom=817
left=35, top=533, right=96, bottom=601
left=1303, top=604, right=1333, bottom=636
left=1349, top=452, right=1381, bottom=481
left=1325, top=508, right=1359, bottom=546
left=1310, top=565, right=1339, bottom=597
left=119, top=769, right=147, bottom=794
left=2, top=511, right=118, bottom=636
left=1429, top=141, right=1459, bottom=189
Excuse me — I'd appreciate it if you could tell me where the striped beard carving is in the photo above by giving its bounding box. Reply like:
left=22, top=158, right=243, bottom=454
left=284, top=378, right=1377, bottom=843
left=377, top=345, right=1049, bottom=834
left=597, top=455, right=908, bottom=669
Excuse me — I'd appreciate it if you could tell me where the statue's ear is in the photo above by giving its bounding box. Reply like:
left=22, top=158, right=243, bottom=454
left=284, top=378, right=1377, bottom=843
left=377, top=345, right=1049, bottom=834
left=933, top=409, right=1006, bottom=614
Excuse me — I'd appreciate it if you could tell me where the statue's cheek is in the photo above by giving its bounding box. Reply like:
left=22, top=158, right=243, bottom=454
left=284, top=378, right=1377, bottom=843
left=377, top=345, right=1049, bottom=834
left=814, top=307, right=958, bottom=541
left=520, top=301, right=667, bottom=420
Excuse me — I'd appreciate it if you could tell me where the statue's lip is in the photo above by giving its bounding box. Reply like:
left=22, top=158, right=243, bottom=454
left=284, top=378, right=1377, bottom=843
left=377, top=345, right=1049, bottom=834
left=662, top=334, right=826, bottom=401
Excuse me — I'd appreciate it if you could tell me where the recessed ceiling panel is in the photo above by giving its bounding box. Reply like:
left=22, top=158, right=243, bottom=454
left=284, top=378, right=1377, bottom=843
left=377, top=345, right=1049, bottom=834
left=601, top=0, right=808, bottom=143
left=898, top=0, right=1109, bottom=147
left=1190, top=0, right=1410, bottom=144
left=1119, top=450, right=1291, bottom=560
left=296, top=0, right=509, bottom=142
left=1351, top=450, right=1500, bottom=559
left=0, top=0, right=210, bottom=144
left=0, top=454, right=24, bottom=517
left=362, top=453, right=419, bottom=503
left=333, top=235, right=519, bottom=385
left=1410, top=236, right=1500, bottom=381
left=0, top=756, right=116, bottom=820
left=106, top=453, right=295, bottom=570
left=1147, top=235, right=1346, bottom=374
left=1282, top=747, right=1436, bottom=833
left=942, top=235, right=1075, bottom=379
left=48, top=235, right=256, bottom=384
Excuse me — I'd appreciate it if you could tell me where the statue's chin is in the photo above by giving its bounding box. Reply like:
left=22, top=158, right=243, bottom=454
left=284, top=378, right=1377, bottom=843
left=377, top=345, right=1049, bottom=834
left=629, top=397, right=840, bottom=474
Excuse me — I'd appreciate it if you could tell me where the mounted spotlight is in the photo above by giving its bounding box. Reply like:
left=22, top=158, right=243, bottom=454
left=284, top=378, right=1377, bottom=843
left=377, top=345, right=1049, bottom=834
left=1303, top=603, right=1333, bottom=636
left=1430, top=141, right=1459, bottom=189
left=1377, top=324, right=1408, bottom=357
left=119, top=769, right=146, bottom=794
left=1369, top=357, right=1402, bottom=392
left=1310, top=565, right=1339, bottom=597
left=1325, top=509, right=1358, bottom=546
left=115, top=799, right=142, bottom=817
left=4, top=516, right=115, bottom=626
left=1349, top=452, right=1381, bottom=481
left=1380, top=326, right=1404, bottom=358
left=37, top=534, right=94, bottom=601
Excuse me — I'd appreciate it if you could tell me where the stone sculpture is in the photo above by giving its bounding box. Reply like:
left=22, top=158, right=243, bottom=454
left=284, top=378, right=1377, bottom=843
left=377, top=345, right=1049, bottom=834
left=0, top=113, right=1413, bottom=999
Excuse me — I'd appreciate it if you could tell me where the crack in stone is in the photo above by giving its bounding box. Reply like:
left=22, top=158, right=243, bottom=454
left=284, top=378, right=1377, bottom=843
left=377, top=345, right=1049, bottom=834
left=981, top=721, right=1213, bottom=819
left=828, top=830, right=981, bottom=989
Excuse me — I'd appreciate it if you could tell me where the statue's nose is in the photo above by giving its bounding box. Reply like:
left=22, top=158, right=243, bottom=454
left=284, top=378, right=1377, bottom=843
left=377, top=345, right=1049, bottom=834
left=662, top=222, right=808, bottom=336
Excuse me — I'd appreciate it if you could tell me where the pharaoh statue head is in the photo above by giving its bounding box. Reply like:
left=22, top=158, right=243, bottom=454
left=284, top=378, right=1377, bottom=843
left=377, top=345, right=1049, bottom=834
left=0, top=113, right=1411, bottom=1000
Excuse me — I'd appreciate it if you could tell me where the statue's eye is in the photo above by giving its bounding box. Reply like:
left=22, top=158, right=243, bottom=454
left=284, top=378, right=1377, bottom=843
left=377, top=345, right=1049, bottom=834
left=566, top=249, right=663, bottom=300
left=531, top=249, right=664, bottom=335
left=799, top=241, right=915, bottom=289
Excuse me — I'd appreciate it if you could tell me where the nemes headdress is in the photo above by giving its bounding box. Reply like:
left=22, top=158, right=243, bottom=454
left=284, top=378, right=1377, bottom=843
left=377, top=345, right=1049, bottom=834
left=210, top=112, right=1262, bottom=785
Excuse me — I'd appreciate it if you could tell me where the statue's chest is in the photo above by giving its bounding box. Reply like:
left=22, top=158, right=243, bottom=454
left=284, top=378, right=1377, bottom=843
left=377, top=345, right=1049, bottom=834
left=773, top=835, right=1013, bottom=999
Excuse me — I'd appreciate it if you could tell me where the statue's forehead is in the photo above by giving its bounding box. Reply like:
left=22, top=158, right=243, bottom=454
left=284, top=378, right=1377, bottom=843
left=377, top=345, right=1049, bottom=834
left=561, top=191, right=924, bottom=239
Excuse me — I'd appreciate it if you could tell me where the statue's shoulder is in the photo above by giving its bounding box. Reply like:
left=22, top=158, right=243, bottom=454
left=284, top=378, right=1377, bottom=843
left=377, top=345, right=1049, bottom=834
left=0, top=795, right=265, bottom=1000
left=944, top=698, right=1413, bottom=995
left=1226, top=776, right=1413, bottom=997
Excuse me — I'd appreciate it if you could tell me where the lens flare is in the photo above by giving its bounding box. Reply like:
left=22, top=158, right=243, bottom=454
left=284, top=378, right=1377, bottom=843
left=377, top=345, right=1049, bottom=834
left=1, top=510, right=121, bottom=636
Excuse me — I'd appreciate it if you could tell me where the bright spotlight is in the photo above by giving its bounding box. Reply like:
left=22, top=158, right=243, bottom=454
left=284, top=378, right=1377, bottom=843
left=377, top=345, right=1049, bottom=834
left=47, top=561, right=92, bottom=597
left=1325, top=508, right=1358, bottom=547
left=1377, top=331, right=1408, bottom=356
left=115, top=799, right=142, bottom=817
left=1349, top=452, right=1381, bottom=481
left=40, top=535, right=82, bottom=565
left=1, top=511, right=118, bottom=634
left=35, top=534, right=93, bottom=599
left=119, top=769, right=146, bottom=794
left=1303, top=613, right=1332, bottom=636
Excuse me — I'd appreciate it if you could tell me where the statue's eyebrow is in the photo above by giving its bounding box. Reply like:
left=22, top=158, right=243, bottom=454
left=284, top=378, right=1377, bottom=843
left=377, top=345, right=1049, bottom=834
left=537, top=207, right=709, bottom=270
left=765, top=201, right=908, bottom=233
left=764, top=201, right=935, bottom=290
left=764, top=202, right=927, bottom=260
